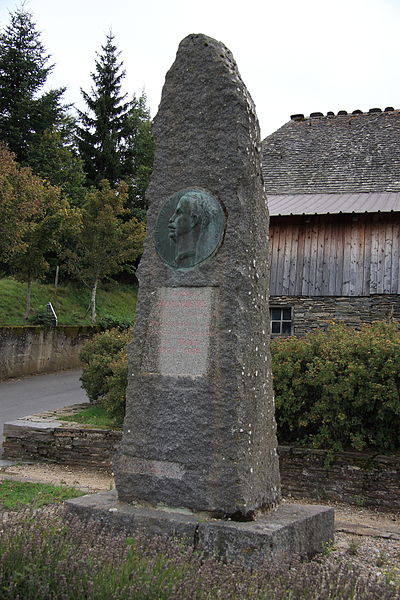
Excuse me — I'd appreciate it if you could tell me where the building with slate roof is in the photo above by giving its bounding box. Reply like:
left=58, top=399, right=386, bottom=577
left=262, top=108, right=400, bottom=336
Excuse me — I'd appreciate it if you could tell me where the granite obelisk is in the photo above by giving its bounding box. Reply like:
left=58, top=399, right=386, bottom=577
left=67, top=34, right=334, bottom=564
left=113, top=33, right=280, bottom=517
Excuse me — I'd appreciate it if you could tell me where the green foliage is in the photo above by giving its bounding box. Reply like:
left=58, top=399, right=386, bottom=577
left=76, top=33, right=154, bottom=213
left=0, top=145, right=42, bottom=262
left=125, top=95, right=154, bottom=217
left=0, top=7, right=66, bottom=164
left=28, top=306, right=56, bottom=327
left=79, top=327, right=131, bottom=420
left=10, top=183, right=79, bottom=284
left=27, top=129, right=86, bottom=206
left=0, top=145, right=82, bottom=319
left=0, top=512, right=395, bottom=600
left=271, top=322, right=400, bottom=452
left=1, top=152, right=81, bottom=318
left=77, top=33, right=132, bottom=187
left=60, top=405, right=122, bottom=428
left=0, top=480, right=83, bottom=510
left=97, top=312, right=132, bottom=331
left=65, top=180, right=145, bottom=322
left=0, top=277, right=137, bottom=326
left=99, top=351, right=129, bottom=420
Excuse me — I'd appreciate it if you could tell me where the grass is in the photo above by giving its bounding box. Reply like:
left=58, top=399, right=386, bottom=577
left=0, top=480, right=84, bottom=510
left=0, top=277, right=137, bottom=326
left=60, top=405, right=122, bottom=429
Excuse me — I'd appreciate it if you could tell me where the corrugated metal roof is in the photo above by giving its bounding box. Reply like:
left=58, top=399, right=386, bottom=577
left=268, top=192, right=400, bottom=216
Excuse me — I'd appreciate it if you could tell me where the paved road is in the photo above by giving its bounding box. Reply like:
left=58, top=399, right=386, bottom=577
left=0, top=369, right=88, bottom=436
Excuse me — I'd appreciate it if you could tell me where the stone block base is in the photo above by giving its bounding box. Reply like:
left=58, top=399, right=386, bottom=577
left=65, top=491, right=334, bottom=565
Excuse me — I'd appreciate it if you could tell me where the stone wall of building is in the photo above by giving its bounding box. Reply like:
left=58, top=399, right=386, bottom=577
left=3, top=419, right=399, bottom=510
left=0, top=326, right=99, bottom=379
left=270, top=295, right=400, bottom=336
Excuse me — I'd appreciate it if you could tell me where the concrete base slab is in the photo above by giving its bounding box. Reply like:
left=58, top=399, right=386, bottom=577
left=65, top=490, right=334, bottom=565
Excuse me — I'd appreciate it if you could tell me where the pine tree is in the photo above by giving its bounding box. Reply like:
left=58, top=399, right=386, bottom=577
left=0, top=7, right=66, bottom=163
left=77, top=33, right=132, bottom=187
left=77, top=33, right=154, bottom=215
left=124, top=94, right=155, bottom=219
left=27, top=129, right=86, bottom=206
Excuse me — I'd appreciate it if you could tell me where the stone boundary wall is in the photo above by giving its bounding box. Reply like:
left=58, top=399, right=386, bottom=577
left=278, top=446, right=400, bottom=511
left=270, top=294, right=400, bottom=337
left=3, top=420, right=121, bottom=469
left=3, top=419, right=399, bottom=510
left=0, top=326, right=100, bottom=379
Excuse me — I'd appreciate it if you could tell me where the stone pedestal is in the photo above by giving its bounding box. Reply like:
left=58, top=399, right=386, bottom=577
left=66, top=491, right=334, bottom=566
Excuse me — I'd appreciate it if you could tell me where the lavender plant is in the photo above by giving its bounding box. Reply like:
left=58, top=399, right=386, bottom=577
left=0, top=508, right=396, bottom=599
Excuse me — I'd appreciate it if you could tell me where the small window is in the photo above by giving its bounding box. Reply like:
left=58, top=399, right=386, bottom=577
left=270, top=307, right=292, bottom=335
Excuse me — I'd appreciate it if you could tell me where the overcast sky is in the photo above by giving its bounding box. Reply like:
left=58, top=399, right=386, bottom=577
left=1, top=0, right=400, bottom=138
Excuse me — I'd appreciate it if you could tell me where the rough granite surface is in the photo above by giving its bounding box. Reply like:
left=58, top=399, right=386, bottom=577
left=113, top=33, right=280, bottom=517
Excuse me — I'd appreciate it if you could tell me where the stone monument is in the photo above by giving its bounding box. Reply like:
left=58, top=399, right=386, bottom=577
left=67, top=34, right=334, bottom=563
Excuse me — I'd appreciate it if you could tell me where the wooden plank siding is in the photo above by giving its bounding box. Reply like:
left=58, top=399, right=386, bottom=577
left=269, top=214, right=400, bottom=296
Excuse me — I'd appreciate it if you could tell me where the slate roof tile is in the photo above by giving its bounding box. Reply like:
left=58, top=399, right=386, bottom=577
left=262, top=110, right=400, bottom=196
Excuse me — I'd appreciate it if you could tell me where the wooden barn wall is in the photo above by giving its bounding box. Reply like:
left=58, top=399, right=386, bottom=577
left=269, top=213, right=400, bottom=296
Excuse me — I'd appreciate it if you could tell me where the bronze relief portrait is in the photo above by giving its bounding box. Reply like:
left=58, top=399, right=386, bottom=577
left=154, top=188, right=225, bottom=269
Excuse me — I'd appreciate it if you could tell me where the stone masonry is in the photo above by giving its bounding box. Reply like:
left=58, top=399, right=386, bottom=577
left=270, top=295, right=400, bottom=337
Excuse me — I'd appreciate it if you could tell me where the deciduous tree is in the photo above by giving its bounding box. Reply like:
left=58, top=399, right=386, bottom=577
left=0, top=144, right=80, bottom=318
left=65, top=180, right=145, bottom=323
left=0, top=144, right=41, bottom=262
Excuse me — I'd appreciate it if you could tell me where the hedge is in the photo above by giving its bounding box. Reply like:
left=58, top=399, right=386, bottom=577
left=271, top=322, right=400, bottom=452
left=79, top=322, right=400, bottom=452
left=79, top=327, right=131, bottom=420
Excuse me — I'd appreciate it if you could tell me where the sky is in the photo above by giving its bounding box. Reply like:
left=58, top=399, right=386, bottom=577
left=1, top=0, right=400, bottom=138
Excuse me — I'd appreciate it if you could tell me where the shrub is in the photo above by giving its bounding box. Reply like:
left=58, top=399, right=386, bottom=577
left=79, top=328, right=130, bottom=422
left=28, top=306, right=56, bottom=326
left=97, top=312, right=131, bottom=331
left=271, top=322, right=400, bottom=452
left=99, top=351, right=129, bottom=421
left=80, top=321, right=400, bottom=452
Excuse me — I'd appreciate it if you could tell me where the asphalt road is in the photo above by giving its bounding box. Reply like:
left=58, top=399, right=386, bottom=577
left=0, top=369, right=88, bottom=437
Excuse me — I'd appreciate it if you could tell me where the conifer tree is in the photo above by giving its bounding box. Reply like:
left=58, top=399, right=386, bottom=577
left=77, top=33, right=154, bottom=216
left=27, top=129, right=86, bottom=206
left=0, top=7, right=66, bottom=163
left=124, top=94, right=155, bottom=219
left=77, top=33, right=132, bottom=187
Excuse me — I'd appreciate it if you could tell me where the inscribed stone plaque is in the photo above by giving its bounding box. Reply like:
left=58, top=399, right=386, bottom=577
left=154, top=188, right=225, bottom=269
left=156, top=287, right=213, bottom=377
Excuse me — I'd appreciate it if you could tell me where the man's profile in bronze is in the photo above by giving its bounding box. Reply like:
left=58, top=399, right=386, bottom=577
left=168, top=190, right=219, bottom=268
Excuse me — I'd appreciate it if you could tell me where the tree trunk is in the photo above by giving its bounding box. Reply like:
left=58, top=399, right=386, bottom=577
left=24, top=279, right=33, bottom=320
left=91, top=278, right=98, bottom=323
